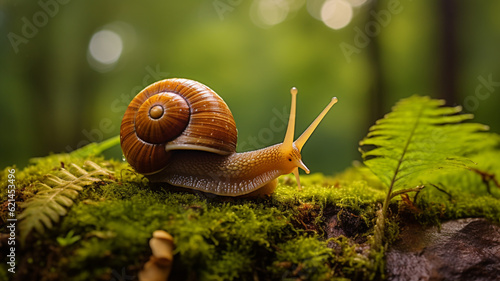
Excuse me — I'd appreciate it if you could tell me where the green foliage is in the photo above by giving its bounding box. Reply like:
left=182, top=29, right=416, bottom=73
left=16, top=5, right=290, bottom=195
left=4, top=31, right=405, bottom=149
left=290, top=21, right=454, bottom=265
left=359, top=95, right=491, bottom=193
left=18, top=160, right=114, bottom=243
left=358, top=95, right=499, bottom=250
left=56, top=230, right=82, bottom=247
left=412, top=149, right=500, bottom=224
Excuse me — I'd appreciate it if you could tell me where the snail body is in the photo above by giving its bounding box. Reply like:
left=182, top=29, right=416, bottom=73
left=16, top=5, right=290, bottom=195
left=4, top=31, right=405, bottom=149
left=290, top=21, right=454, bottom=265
left=120, top=78, right=337, bottom=197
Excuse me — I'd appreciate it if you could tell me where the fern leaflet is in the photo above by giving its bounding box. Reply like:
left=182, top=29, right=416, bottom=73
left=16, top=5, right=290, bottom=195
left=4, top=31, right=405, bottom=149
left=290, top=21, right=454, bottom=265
left=359, top=95, right=492, bottom=250
left=359, top=95, right=490, bottom=193
left=18, top=160, right=114, bottom=243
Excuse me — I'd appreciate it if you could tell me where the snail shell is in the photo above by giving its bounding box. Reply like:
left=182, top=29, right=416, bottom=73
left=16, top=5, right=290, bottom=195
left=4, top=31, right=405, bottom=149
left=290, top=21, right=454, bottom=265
left=120, top=78, right=238, bottom=174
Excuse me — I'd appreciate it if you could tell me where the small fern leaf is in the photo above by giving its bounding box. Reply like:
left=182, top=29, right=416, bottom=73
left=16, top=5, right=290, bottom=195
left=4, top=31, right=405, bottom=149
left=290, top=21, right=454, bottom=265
left=48, top=197, right=70, bottom=215
left=43, top=174, right=68, bottom=187
left=37, top=182, right=52, bottom=191
left=54, top=194, right=75, bottom=207
left=59, top=169, right=79, bottom=181
left=359, top=95, right=489, bottom=193
left=39, top=213, right=54, bottom=230
left=69, top=163, right=88, bottom=176
left=44, top=201, right=63, bottom=222
left=18, top=161, right=114, bottom=244
left=82, top=160, right=114, bottom=177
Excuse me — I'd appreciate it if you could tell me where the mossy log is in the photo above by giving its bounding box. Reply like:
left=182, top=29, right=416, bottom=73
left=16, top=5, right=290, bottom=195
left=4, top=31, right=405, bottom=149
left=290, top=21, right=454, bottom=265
left=1, top=143, right=499, bottom=281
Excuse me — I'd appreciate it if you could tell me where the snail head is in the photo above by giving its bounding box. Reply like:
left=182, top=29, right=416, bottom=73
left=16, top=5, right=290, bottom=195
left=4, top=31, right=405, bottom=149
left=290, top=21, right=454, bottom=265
left=279, top=87, right=338, bottom=189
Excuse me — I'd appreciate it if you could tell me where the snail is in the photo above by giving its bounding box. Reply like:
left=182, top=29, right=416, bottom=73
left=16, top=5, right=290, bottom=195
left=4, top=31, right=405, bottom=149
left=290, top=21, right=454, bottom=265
left=120, top=78, right=337, bottom=197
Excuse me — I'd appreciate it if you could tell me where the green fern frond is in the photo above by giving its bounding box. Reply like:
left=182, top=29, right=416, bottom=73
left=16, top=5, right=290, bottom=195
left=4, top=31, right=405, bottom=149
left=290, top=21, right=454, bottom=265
left=18, top=161, right=114, bottom=243
left=359, top=95, right=490, bottom=193
left=359, top=95, right=493, bottom=251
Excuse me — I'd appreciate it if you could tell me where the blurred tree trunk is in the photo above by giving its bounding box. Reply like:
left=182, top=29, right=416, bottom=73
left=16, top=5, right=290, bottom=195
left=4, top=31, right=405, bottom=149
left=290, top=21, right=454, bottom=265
left=366, top=0, right=384, bottom=129
left=439, top=0, right=458, bottom=104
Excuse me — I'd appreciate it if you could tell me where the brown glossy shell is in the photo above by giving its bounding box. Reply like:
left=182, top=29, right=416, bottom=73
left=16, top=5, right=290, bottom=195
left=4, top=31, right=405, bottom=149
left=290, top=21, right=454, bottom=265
left=120, top=78, right=238, bottom=174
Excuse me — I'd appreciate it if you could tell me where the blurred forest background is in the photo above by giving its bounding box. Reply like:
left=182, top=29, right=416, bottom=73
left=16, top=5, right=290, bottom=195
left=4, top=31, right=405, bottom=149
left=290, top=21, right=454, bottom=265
left=1, top=0, right=499, bottom=174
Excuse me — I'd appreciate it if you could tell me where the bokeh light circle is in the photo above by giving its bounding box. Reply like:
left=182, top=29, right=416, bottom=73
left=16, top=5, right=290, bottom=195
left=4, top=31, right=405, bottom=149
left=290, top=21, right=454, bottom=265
left=88, top=29, right=123, bottom=71
left=321, top=0, right=353, bottom=30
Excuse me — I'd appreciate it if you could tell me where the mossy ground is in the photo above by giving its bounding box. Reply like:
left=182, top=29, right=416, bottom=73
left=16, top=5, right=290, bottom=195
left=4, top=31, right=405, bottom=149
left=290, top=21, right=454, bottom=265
left=1, top=146, right=499, bottom=281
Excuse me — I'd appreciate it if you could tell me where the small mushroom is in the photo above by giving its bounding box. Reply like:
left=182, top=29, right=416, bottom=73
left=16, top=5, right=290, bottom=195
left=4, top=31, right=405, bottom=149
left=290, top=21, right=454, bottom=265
left=139, top=230, right=175, bottom=281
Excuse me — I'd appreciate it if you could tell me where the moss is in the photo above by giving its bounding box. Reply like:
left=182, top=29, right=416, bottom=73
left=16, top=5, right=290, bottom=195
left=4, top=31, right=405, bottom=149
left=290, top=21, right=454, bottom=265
left=270, top=236, right=333, bottom=280
left=1, top=139, right=500, bottom=281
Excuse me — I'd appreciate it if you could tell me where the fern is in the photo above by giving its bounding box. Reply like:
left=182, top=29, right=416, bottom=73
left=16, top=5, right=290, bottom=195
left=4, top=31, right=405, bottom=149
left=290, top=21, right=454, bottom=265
left=18, top=160, right=114, bottom=243
left=359, top=95, right=492, bottom=249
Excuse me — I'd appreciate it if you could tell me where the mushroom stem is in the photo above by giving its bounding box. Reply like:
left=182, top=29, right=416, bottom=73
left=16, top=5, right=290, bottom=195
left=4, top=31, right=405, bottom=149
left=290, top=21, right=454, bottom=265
left=139, top=230, right=175, bottom=281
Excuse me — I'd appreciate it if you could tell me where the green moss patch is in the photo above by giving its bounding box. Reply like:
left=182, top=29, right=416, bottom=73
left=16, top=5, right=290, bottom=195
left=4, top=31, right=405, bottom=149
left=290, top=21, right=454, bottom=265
left=1, top=142, right=499, bottom=280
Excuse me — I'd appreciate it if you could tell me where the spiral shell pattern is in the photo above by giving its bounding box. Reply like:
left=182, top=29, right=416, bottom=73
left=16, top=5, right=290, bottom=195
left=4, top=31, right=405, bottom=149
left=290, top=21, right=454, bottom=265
left=120, top=78, right=238, bottom=174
